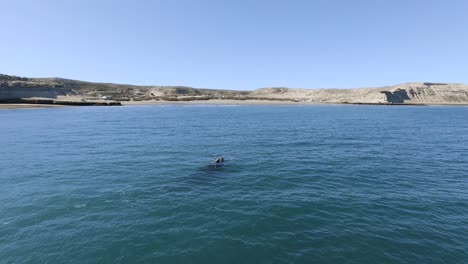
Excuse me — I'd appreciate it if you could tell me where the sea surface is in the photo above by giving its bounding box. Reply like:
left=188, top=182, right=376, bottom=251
left=1, top=104, right=467, bottom=263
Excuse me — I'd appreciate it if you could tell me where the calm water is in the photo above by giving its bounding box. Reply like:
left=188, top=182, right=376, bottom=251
left=1, top=105, right=467, bottom=263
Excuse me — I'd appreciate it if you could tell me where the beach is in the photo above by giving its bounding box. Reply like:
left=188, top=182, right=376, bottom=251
left=121, top=99, right=303, bottom=105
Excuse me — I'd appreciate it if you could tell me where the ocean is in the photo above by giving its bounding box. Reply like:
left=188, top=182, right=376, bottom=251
left=1, top=104, right=467, bottom=263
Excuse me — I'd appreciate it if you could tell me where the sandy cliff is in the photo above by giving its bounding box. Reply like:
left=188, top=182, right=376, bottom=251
left=251, top=83, right=468, bottom=104
left=1, top=74, right=468, bottom=105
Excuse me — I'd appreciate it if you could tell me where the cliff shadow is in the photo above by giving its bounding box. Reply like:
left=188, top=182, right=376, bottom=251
left=381, top=89, right=411, bottom=104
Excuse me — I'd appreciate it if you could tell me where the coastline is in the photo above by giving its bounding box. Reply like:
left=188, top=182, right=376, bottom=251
left=122, top=100, right=468, bottom=106
left=3, top=74, right=468, bottom=106
left=0, top=104, right=67, bottom=109
left=2, top=99, right=468, bottom=109
left=121, top=99, right=304, bottom=105
left=0, top=98, right=122, bottom=109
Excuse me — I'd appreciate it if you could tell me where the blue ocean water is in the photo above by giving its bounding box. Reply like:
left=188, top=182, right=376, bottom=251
left=0, top=104, right=467, bottom=263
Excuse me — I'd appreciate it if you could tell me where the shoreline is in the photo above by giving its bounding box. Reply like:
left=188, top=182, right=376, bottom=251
left=121, top=99, right=304, bottom=105
left=121, top=100, right=468, bottom=106
left=0, top=104, right=67, bottom=109
left=0, top=98, right=122, bottom=109
left=1, top=99, right=468, bottom=109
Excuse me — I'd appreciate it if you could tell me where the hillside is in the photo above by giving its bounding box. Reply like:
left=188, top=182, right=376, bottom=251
left=1, top=73, right=468, bottom=105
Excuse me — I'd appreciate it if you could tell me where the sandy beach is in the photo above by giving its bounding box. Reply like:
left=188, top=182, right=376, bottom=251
left=121, top=99, right=306, bottom=106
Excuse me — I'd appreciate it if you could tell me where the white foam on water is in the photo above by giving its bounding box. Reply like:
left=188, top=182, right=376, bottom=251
left=74, top=204, right=87, bottom=208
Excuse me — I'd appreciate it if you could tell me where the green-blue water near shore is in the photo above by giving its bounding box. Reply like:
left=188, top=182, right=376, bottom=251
left=1, top=105, right=467, bottom=263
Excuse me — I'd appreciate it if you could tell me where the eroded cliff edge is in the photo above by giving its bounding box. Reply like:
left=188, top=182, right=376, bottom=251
left=1, top=74, right=468, bottom=105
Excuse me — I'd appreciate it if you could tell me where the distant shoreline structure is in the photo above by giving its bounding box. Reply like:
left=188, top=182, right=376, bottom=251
left=1, top=73, right=468, bottom=107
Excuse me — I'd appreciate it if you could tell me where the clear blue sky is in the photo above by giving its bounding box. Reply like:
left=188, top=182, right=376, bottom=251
left=1, top=0, right=467, bottom=90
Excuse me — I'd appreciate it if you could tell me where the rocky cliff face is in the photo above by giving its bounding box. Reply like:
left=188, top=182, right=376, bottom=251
left=0, top=74, right=74, bottom=99
left=1, top=73, right=468, bottom=104
left=250, top=83, right=468, bottom=104
left=381, top=83, right=468, bottom=104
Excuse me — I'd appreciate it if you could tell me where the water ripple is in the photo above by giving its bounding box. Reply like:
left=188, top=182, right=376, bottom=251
left=0, top=105, right=467, bottom=263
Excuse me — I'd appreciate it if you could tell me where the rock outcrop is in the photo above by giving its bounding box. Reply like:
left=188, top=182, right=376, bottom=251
left=381, top=83, right=468, bottom=104
left=250, top=83, right=468, bottom=104
left=0, top=74, right=74, bottom=99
